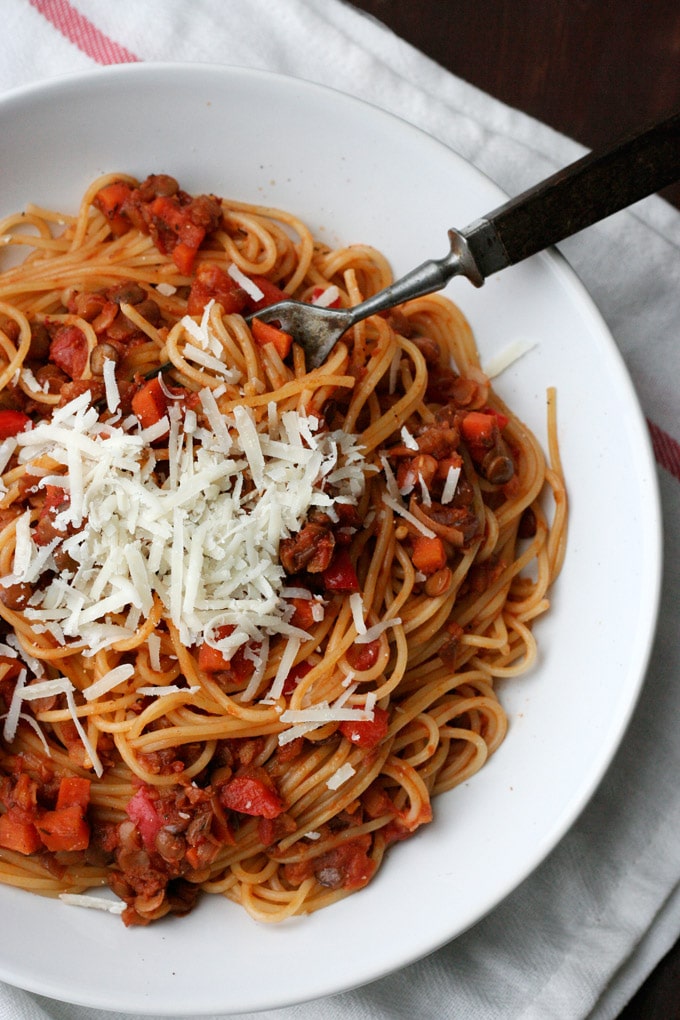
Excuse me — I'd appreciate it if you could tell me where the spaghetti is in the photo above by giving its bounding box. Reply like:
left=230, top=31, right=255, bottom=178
left=0, top=174, right=567, bottom=925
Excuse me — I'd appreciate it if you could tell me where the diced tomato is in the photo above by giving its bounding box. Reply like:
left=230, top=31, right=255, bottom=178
left=245, top=275, right=288, bottom=313
left=0, top=410, right=31, bottom=439
left=345, top=639, right=381, bottom=672
left=56, top=776, right=91, bottom=812
left=288, top=597, right=317, bottom=632
left=186, top=263, right=248, bottom=316
left=198, top=624, right=234, bottom=673
left=197, top=642, right=231, bottom=673
left=257, top=811, right=297, bottom=848
left=36, top=805, right=90, bottom=852
left=321, top=549, right=360, bottom=594
left=282, top=660, right=313, bottom=697
left=310, top=836, right=376, bottom=891
left=482, top=406, right=510, bottom=430
left=0, top=810, right=42, bottom=855
left=251, top=317, right=293, bottom=360
left=198, top=626, right=259, bottom=685
left=339, top=706, right=389, bottom=749
left=435, top=455, right=463, bottom=482
left=49, top=325, right=89, bottom=380
left=41, top=484, right=68, bottom=515
left=382, top=819, right=414, bottom=848
left=131, top=376, right=169, bottom=430
left=219, top=767, right=284, bottom=819
left=126, top=786, right=162, bottom=851
left=411, top=535, right=447, bottom=576
left=0, top=655, right=22, bottom=681
left=93, top=181, right=133, bottom=236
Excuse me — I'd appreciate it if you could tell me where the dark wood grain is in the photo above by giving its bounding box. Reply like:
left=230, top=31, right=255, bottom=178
left=347, top=0, right=680, bottom=208
left=346, top=1, right=680, bottom=1015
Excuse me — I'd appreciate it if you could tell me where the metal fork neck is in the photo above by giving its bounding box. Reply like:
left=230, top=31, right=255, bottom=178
left=346, top=227, right=484, bottom=326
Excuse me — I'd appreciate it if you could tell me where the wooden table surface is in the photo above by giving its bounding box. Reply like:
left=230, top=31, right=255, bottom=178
left=347, top=2, right=680, bottom=1017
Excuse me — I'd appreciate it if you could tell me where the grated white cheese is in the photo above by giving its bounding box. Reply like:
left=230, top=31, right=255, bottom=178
left=102, top=358, right=120, bottom=413
left=136, top=684, right=199, bottom=698
left=83, top=663, right=135, bottom=702
left=311, top=285, right=340, bottom=308
left=59, top=892, right=126, bottom=914
left=326, top=762, right=356, bottom=790
left=382, top=493, right=436, bottom=539
left=483, top=338, right=538, bottom=379
left=441, top=464, right=461, bottom=505
left=227, top=263, right=264, bottom=302
left=349, top=592, right=366, bottom=635
left=2, top=668, right=26, bottom=742
left=400, top=426, right=419, bottom=450
left=3, top=392, right=368, bottom=693
left=355, top=617, right=402, bottom=645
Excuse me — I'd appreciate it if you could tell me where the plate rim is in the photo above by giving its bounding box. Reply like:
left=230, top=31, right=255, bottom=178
left=0, top=61, right=663, bottom=1015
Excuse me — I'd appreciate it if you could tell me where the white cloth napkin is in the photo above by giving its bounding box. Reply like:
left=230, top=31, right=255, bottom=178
left=2, top=2, right=680, bottom=1018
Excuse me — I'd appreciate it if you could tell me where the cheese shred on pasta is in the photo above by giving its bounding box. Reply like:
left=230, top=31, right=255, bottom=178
left=0, top=174, right=567, bottom=925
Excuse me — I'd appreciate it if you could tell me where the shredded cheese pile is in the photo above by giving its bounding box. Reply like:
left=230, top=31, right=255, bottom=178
left=2, top=388, right=367, bottom=664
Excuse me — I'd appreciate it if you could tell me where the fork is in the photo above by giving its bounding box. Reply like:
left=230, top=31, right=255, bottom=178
left=247, top=111, right=679, bottom=369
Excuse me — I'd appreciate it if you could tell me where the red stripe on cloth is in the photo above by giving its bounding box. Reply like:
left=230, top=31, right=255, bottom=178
left=28, top=0, right=140, bottom=64
left=647, top=419, right=680, bottom=481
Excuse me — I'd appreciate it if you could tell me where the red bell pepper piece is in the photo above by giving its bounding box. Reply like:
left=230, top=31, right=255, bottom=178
left=126, top=786, right=162, bottom=851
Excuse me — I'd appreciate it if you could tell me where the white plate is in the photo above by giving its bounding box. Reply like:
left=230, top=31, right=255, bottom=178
left=0, top=65, right=661, bottom=1015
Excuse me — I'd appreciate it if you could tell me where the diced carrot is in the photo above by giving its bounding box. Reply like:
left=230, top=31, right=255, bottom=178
left=250, top=317, right=293, bottom=360
left=131, top=376, right=168, bottom=430
left=172, top=241, right=199, bottom=276
left=411, top=535, right=447, bottom=575
left=56, top=776, right=91, bottom=812
left=36, top=805, right=90, bottom=852
left=93, top=181, right=133, bottom=236
left=0, top=810, right=42, bottom=855
left=459, top=411, right=498, bottom=448
left=0, top=410, right=31, bottom=439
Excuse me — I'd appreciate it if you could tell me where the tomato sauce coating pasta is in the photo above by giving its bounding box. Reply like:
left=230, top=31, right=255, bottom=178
left=0, top=174, right=566, bottom=924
